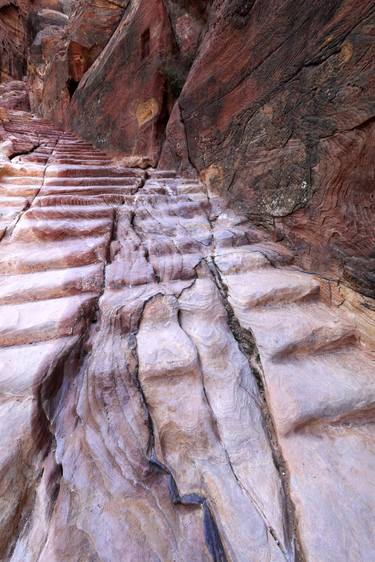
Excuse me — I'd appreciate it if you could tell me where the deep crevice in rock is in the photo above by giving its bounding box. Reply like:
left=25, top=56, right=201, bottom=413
left=131, top=294, right=228, bottom=562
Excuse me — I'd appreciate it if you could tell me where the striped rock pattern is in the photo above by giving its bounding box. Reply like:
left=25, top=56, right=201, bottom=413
left=0, top=105, right=374, bottom=561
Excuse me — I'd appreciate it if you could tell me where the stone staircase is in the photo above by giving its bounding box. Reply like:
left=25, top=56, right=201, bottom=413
left=0, top=104, right=374, bottom=561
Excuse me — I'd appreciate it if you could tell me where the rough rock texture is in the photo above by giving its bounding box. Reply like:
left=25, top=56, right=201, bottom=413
left=0, top=0, right=29, bottom=81
left=69, top=0, right=176, bottom=166
left=27, top=0, right=75, bottom=120
left=24, top=0, right=212, bottom=164
left=161, top=0, right=375, bottom=297
left=26, top=0, right=124, bottom=123
left=68, top=0, right=212, bottom=165
left=0, top=80, right=29, bottom=110
left=1, top=84, right=374, bottom=561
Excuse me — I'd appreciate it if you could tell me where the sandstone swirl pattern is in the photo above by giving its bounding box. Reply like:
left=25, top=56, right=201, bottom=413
left=0, top=100, right=374, bottom=561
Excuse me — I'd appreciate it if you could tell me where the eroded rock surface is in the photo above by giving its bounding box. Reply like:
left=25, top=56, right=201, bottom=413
left=0, top=1, right=28, bottom=82
left=0, top=91, right=374, bottom=561
left=27, top=0, right=127, bottom=125
left=162, top=0, right=375, bottom=297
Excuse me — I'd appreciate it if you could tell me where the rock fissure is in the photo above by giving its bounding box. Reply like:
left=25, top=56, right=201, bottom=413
left=191, top=311, right=289, bottom=560
left=132, top=298, right=228, bottom=562
left=207, top=256, right=306, bottom=562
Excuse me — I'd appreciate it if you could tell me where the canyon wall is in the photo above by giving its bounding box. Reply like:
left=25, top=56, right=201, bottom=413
left=161, top=0, right=375, bottom=298
left=27, top=0, right=127, bottom=124
left=0, top=0, right=29, bottom=81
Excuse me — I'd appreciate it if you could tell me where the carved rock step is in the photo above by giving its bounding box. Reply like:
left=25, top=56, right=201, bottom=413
left=214, top=249, right=270, bottom=273
left=221, top=269, right=320, bottom=308
left=43, top=176, right=142, bottom=186
left=53, top=144, right=108, bottom=150
left=0, top=172, right=45, bottom=184
left=234, top=301, right=358, bottom=361
left=136, top=198, right=210, bottom=219
left=25, top=204, right=115, bottom=220
left=0, top=185, right=42, bottom=198
left=268, top=348, right=375, bottom=436
left=41, top=184, right=140, bottom=197
left=51, top=158, right=114, bottom=165
left=147, top=169, right=177, bottom=179
left=0, top=237, right=108, bottom=274
left=0, top=264, right=103, bottom=304
left=0, top=196, right=28, bottom=207
left=0, top=294, right=97, bottom=347
left=45, top=164, right=143, bottom=178
left=35, top=194, right=126, bottom=206
left=51, top=154, right=112, bottom=161
left=52, top=148, right=110, bottom=154
left=13, top=216, right=113, bottom=241
left=55, top=140, right=99, bottom=147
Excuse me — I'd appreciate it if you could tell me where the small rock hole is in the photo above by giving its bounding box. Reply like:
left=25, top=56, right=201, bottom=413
left=66, top=77, right=79, bottom=99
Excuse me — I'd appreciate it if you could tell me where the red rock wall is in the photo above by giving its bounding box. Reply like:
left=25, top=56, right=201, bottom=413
left=27, top=0, right=127, bottom=124
left=163, top=0, right=375, bottom=297
left=68, top=0, right=176, bottom=167
left=0, top=1, right=29, bottom=81
left=27, top=0, right=211, bottom=165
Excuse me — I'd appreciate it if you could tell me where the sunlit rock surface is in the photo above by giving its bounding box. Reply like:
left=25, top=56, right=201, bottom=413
left=0, top=86, right=374, bottom=561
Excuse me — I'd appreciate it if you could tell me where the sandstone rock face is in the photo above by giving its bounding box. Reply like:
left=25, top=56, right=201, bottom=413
left=27, top=0, right=127, bottom=125
left=68, top=0, right=176, bottom=166
left=163, top=0, right=375, bottom=298
left=0, top=80, right=29, bottom=110
left=1, top=86, right=374, bottom=561
left=26, top=0, right=212, bottom=164
left=163, top=0, right=210, bottom=59
left=0, top=0, right=29, bottom=81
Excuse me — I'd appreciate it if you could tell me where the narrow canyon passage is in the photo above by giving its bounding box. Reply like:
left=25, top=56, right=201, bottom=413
left=0, top=89, right=374, bottom=561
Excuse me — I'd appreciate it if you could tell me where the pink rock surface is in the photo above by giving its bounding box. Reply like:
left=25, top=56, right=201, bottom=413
left=0, top=99, right=374, bottom=561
